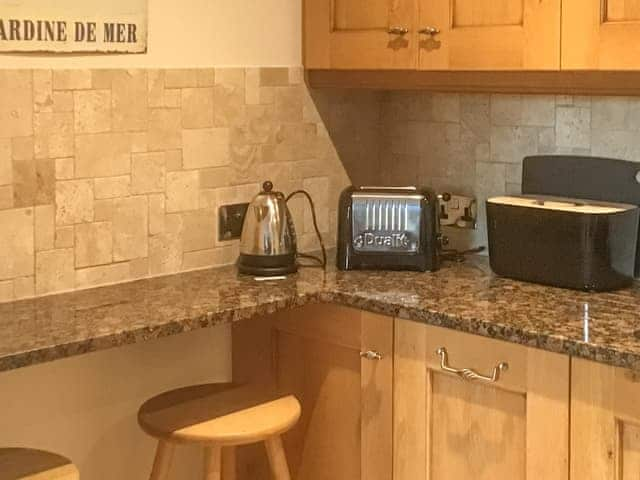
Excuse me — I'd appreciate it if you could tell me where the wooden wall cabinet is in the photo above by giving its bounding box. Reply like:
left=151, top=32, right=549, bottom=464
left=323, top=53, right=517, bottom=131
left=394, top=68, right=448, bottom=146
left=571, top=358, right=640, bottom=478
left=304, top=0, right=561, bottom=70
left=232, top=304, right=393, bottom=480
left=304, top=0, right=417, bottom=69
left=563, top=0, right=640, bottom=69
left=418, top=0, right=561, bottom=70
left=393, top=320, right=570, bottom=480
left=305, top=0, right=640, bottom=80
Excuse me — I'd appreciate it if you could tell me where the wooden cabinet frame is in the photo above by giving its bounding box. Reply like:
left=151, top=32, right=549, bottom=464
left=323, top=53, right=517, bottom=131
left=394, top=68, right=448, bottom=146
left=571, top=358, right=640, bottom=479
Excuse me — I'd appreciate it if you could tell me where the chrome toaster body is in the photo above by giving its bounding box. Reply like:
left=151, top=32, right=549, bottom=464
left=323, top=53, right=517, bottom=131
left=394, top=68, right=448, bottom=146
left=337, top=186, right=440, bottom=271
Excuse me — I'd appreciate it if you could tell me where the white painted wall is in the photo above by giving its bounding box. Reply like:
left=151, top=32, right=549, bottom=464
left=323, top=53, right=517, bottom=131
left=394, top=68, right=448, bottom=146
left=0, top=0, right=302, bottom=67
left=0, top=326, right=232, bottom=479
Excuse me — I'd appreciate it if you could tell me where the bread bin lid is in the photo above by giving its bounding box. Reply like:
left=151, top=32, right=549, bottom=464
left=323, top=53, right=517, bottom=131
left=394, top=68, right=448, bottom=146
left=488, top=195, right=638, bottom=214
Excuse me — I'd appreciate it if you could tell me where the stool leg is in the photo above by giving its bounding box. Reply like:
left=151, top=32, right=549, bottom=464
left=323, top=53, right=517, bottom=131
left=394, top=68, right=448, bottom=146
left=204, top=445, right=223, bottom=480
left=222, top=447, right=236, bottom=480
left=265, top=436, right=291, bottom=480
left=149, top=441, right=174, bottom=480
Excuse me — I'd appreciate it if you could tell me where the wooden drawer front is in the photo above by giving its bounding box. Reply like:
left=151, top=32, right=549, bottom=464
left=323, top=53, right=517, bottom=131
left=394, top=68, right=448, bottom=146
left=571, top=358, right=640, bottom=478
left=394, top=320, right=569, bottom=480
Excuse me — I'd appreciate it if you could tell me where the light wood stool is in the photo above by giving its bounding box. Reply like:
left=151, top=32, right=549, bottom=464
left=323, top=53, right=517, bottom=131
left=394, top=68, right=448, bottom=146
left=0, top=448, right=79, bottom=480
left=138, top=384, right=301, bottom=480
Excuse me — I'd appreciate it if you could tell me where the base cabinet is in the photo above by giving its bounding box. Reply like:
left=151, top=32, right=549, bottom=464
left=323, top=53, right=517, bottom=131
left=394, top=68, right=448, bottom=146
left=232, top=304, right=393, bottom=480
left=393, top=320, right=570, bottom=480
left=571, top=358, right=640, bottom=478
left=233, top=307, right=637, bottom=480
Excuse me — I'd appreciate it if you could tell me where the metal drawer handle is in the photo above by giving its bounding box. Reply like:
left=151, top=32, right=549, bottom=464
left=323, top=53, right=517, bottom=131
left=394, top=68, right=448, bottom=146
left=436, top=347, right=508, bottom=383
left=419, top=26, right=440, bottom=36
left=388, top=26, right=409, bottom=35
left=360, top=350, right=383, bottom=360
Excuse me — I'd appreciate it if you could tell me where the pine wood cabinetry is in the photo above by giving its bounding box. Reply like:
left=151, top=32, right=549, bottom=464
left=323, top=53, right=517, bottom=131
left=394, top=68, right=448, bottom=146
left=233, top=306, right=636, bottom=480
left=418, top=0, right=561, bottom=70
left=571, top=358, right=640, bottom=478
left=393, top=320, right=570, bottom=480
left=304, top=0, right=640, bottom=76
left=232, top=304, right=393, bottom=480
left=304, top=0, right=417, bottom=69
left=563, top=0, right=640, bottom=69
left=304, top=0, right=561, bottom=70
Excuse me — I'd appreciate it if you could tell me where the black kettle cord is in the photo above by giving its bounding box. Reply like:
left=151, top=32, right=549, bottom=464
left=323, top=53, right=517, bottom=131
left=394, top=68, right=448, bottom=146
left=286, top=190, right=327, bottom=270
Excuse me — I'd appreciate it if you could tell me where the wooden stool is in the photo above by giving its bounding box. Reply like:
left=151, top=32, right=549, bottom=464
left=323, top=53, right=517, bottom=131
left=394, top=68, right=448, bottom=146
left=0, top=448, right=79, bottom=480
left=138, top=384, right=301, bottom=480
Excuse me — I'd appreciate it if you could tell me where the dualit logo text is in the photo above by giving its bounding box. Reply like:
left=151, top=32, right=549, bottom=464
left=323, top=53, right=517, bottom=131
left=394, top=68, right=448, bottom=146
left=354, top=232, right=410, bottom=249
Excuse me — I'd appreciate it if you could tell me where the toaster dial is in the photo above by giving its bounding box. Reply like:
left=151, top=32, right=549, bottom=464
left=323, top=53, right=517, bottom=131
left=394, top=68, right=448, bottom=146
left=351, top=195, right=422, bottom=253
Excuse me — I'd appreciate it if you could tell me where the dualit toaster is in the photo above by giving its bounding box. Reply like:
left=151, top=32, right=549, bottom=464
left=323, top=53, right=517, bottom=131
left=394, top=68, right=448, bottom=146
left=337, top=186, right=440, bottom=272
left=487, top=195, right=640, bottom=291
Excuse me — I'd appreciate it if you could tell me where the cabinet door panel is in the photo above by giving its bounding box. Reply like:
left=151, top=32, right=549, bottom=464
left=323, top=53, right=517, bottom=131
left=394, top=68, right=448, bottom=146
left=563, top=0, right=640, bottom=69
left=394, top=321, right=569, bottom=480
left=607, top=0, right=640, bottom=21
left=305, top=0, right=416, bottom=69
left=430, top=373, right=527, bottom=479
left=419, top=0, right=561, bottom=70
left=571, top=358, right=640, bottom=479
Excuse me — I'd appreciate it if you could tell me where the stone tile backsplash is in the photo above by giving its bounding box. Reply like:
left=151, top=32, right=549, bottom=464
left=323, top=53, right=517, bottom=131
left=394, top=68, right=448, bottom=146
left=3, top=68, right=639, bottom=302
left=0, top=67, right=350, bottom=302
left=375, top=92, right=640, bottom=250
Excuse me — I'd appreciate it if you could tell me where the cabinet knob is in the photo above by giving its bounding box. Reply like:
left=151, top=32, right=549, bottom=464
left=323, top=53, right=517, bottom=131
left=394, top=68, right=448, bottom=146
left=360, top=350, right=383, bottom=360
left=388, top=26, right=409, bottom=35
left=419, top=26, right=440, bottom=36
left=436, top=347, right=508, bottom=383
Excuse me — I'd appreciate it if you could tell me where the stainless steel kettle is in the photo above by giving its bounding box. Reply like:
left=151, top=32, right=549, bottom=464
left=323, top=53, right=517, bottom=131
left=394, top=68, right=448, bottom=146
left=238, top=181, right=326, bottom=276
left=238, top=181, right=298, bottom=275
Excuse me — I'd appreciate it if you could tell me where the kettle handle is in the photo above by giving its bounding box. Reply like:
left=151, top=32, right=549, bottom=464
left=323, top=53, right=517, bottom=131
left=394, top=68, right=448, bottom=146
left=286, top=190, right=327, bottom=269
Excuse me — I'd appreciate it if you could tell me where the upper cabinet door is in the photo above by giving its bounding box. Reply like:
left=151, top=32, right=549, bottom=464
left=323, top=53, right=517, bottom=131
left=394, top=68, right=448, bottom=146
left=418, top=0, right=561, bottom=70
left=563, top=0, right=640, bottom=69
left=304, top=0, right=417, bottom=69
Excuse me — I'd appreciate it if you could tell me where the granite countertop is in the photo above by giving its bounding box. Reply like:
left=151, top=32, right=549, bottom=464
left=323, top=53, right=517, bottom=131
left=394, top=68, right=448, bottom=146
left=2, top=254, right=640, bottom=372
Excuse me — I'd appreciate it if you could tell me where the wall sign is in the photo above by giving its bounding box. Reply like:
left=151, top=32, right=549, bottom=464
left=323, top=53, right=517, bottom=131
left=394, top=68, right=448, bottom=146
left=0, top=0, right=147, bottom=53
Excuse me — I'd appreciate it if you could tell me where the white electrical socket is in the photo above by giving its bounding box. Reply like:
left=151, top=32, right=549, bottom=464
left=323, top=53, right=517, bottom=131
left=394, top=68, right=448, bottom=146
left=439, top=194, right=476, bottom=229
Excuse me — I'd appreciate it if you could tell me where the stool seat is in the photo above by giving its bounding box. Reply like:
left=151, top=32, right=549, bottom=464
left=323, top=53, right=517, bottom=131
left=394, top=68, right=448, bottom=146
left=138, top=383, right=301, bottom=446
left=138, top=383, right=300, bottom=480
left=0, top=448, right=79, bottom=480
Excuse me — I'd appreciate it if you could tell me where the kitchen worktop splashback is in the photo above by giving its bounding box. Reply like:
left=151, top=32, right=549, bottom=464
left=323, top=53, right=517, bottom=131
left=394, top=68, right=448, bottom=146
left=0, top=67, right=352, bottom=302
left=375, top=92, right=640, bottom=250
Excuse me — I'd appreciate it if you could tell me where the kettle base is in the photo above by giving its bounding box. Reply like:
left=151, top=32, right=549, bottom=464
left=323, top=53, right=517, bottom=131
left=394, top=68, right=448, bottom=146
left=237, top=253, right=298, bottom=277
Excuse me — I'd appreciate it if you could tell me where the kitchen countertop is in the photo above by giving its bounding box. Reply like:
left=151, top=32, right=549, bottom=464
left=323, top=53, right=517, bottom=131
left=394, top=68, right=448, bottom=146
left=2, top=254, right=640, bottom=373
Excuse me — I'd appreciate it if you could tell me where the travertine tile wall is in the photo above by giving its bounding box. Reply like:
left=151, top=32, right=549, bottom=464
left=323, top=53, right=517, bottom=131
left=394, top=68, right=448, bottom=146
left=376, top=92, right=640, bottom=248
left=0, top=67, right=350, bottom=302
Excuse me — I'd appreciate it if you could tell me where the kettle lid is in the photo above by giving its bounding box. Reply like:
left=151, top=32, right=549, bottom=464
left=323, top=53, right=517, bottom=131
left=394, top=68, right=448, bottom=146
left=262, top=181, right=274, bottom=193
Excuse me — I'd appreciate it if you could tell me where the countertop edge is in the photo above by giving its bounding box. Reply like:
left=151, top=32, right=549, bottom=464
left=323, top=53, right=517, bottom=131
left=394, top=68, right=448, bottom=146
left=4, top=270, right=640, bottom=373
left=324, top=290, right=640, bottom=371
